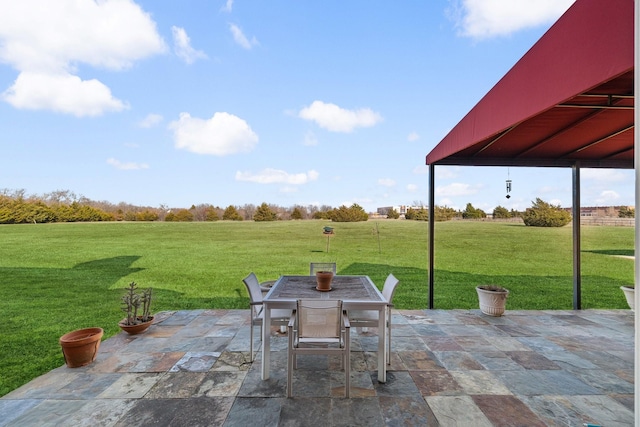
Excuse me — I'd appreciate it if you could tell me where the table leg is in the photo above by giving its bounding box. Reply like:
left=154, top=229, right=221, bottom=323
left=378, top=306, right=387, bottom=382
left=262, top=305, right=271, bottom=380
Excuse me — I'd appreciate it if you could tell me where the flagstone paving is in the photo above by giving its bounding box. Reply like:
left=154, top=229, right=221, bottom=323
left=0, top=309, right=634, bottom=426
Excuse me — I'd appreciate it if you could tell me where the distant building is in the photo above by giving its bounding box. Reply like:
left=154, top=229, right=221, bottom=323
left=562, top=206, right=632, bottom=217
left=377, top=205, right=428, bottom=218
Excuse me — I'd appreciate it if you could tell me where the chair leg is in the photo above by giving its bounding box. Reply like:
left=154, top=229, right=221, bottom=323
left=386, top=308, right=391, bottom=365
left=287, top=327, right=294, bottom=397
left=249, top=321, right=254, bottom=361
left=345, top=328, right=350, bottom=398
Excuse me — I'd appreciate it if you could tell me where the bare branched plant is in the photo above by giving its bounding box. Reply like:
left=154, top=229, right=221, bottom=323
left=121, top=282, right=153, bottom=325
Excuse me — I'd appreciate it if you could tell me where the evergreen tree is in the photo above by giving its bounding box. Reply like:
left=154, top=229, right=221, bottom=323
left=222, top=205, right=243, bottom=221
left=253, top=202, right=277, bottom=221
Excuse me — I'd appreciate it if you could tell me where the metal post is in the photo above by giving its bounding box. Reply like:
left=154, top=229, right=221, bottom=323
left=572, top=163, right=581, bottom=310
left=633, top=1, right=639, bottom=423
left=428, top=164, right=435, bottom=309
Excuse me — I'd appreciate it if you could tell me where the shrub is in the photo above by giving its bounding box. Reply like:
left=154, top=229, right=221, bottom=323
left=405, top=208, right=428, bottom=221
left=435, top=206, right=456, bottom=221
left=387, top=208, right=400, bottom=219
left=328, top=204, right=368, bottom=222
left=492, top=205, right=511, bottom=219
left=523, top=198, right=571, bottom=227
left=137, top=210, right=159, bottom=221
left=222, top=205, right=243, bottom=221
left=462, top=203, right=486, bottom=219
left=290, top=207, right=304, bottom=220
left=204, top=208, right=219, bottom=221
left=312, top=211, right=327, bottom=219
left=619, top=206, right=635, bottom=218
left=253, top=202, right=277, bottom=221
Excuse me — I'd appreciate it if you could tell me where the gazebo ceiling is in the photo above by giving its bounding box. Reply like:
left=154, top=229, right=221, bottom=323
left=426, top=0, right=634, bottom=169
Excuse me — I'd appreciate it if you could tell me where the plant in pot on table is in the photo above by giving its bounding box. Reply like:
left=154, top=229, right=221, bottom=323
left=119, top=281, right=154, bottom=334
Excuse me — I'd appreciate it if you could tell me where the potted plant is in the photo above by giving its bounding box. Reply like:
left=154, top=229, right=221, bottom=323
left=476, top=285, right=509, bottom=316
left=59, top=327, right=103, bottom=368
left=119, top=281, right=154, bottom=334
left=620, top=285, right=634, bottom=311
left=316, top=271, right=334, bottom=291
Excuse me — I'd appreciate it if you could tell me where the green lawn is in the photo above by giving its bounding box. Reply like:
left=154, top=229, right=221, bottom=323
left=0, top=220, right=634, bottom=396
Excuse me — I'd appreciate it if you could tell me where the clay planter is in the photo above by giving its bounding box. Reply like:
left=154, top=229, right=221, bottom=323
left=316, top=271, right=334, bottom=291
left=119, top=316, right=154, bottom=335
left=59, top=327, right=103, bottom=368
left=620, top=286, right=635, bottom=311
left=476, top=285, right=509, bottom=317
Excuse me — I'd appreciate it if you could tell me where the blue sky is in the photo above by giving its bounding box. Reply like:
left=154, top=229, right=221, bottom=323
left=0, top=0, right=633, bottom=213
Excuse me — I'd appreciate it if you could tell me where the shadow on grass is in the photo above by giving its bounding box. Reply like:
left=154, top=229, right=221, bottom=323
left=338, top=262, right=629, bottom=311
left=0, top=256, right=247, bottom=397
left=583, top=249, right=634, bottom=257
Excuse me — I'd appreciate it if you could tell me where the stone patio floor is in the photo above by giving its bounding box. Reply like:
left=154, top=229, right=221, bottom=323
left=0, top=309, right=634, bottom=426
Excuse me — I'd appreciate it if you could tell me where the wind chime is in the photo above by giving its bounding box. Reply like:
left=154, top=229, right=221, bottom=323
left=505, top=168, right=512, bottom=199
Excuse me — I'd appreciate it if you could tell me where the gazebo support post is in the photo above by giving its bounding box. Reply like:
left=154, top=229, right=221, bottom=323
left=428, top=163, right=435, bottom=309
left=633, top=1, right=639, bottom=424
left=572, top=163, right=581, bottom=310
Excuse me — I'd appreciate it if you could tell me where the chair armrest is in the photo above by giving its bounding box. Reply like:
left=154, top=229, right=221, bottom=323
left=288, top=310, right=297, bottom=328
left=342, top=311, right=351, bottom=328
left=249, top=301, right=263, bottom=306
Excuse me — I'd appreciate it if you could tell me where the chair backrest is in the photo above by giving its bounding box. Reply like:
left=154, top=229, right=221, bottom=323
left=297, top=299, right=342, bottom=339
left=381, top=274, right=399, bottom=303
left=309, top=262, right=337, bottom=275
left=242, top=272, right=263, bottom=304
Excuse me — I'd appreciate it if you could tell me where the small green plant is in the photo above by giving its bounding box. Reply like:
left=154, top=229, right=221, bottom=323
left=121, top=282, right=153, bottom=325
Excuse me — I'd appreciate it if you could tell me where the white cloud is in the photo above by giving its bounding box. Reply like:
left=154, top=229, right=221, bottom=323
left=449, top=0, right=575, bottom=39
left=138, top=113, right=163, bottom=128
left=107, top=158, right=149, bottom=170
left=303, top=131, right=318, bottom=146
left=413, top=165, right=428, bottom=175
left=378, top=178, right=396, bottom=187
left=438, top=197, right=454, bottom=208
left=407, top=184, right=418, bottom=192
left=171, top=26, right=207, bottom=64
left=582, top=168, right=629, bottom=183
left=594, top=190, right=620, bottom=205
left=229, top=23, right=259, bottom=50
left=538, top=185, right=560, bottom=195
left=407, top=132, right=420, bottom=142
left=435, top=167, right=459, bottom=179
left=235, top=169, right=319, bottom=185
left=280, top=186, right=299, bottom=194
left=0, top=0, right=166, bottom=115
left=436, top=182, right=482, bottom=197
left=221, top=0, right=234, bottom=13
left=2, top=72, right=127, bottom=116
left=169, top=112, right=258, bottom=156
left=298, top=101, right=382, bottom=133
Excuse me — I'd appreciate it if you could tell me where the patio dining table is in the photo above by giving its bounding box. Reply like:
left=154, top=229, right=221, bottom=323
left=262, top=275, right=388, bottom=382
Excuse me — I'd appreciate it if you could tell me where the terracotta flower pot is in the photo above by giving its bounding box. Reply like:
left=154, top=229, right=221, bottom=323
left=59, top=327, right=103, bottom=368
left=316, top=271, right=334, bottom=291
left=118, top=316, right=154, bottom=335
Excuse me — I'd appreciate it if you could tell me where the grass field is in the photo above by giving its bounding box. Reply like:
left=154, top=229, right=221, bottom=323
left=0, top=219, right=634, bottom=396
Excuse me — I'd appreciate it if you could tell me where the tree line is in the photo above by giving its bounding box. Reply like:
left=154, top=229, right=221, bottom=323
left=0, top=189, right=372, bottom=224
left=1, top=189, right=633, bottom=226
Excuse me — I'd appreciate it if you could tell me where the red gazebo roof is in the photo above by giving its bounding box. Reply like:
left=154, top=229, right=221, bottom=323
left=426, top=0, right=634, bottom=169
